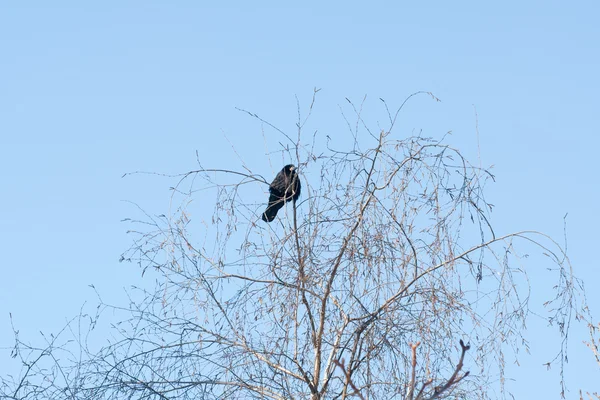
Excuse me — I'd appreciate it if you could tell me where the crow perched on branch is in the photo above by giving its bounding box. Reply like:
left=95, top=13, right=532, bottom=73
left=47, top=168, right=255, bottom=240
left=262, top=164, right=301, bottom=222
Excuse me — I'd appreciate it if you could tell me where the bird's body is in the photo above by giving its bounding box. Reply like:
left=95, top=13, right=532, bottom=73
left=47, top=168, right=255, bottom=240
left=262, top=164, right=301, bottom=222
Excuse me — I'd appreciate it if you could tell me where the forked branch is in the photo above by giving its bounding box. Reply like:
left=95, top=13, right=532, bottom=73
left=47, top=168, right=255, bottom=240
left=414, top=339, right=471, bottom=400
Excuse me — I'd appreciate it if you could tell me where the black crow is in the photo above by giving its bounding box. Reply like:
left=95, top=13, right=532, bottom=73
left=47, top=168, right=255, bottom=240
left=262, top=164, right=301, bottom=222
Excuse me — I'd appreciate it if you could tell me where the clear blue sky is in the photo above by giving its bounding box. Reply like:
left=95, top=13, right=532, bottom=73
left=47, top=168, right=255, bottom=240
left=1, top=2, right=598, bottom=398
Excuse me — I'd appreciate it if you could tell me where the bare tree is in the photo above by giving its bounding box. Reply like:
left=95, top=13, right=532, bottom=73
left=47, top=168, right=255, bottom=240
left=2, top=91, right=581, bottom=399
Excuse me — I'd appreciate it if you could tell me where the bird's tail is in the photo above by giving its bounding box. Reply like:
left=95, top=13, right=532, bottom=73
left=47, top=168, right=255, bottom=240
left=262, top=205, right=278, bottom=222
left=262, top=195, right=285, bottom=222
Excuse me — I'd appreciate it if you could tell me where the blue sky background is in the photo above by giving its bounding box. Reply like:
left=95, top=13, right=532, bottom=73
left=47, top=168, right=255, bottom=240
left=1, top=2, right=598, bottom=398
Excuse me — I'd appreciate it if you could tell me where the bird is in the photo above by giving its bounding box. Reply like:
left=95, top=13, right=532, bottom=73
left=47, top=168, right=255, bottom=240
left=262, top=164, right=301, bottom=222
